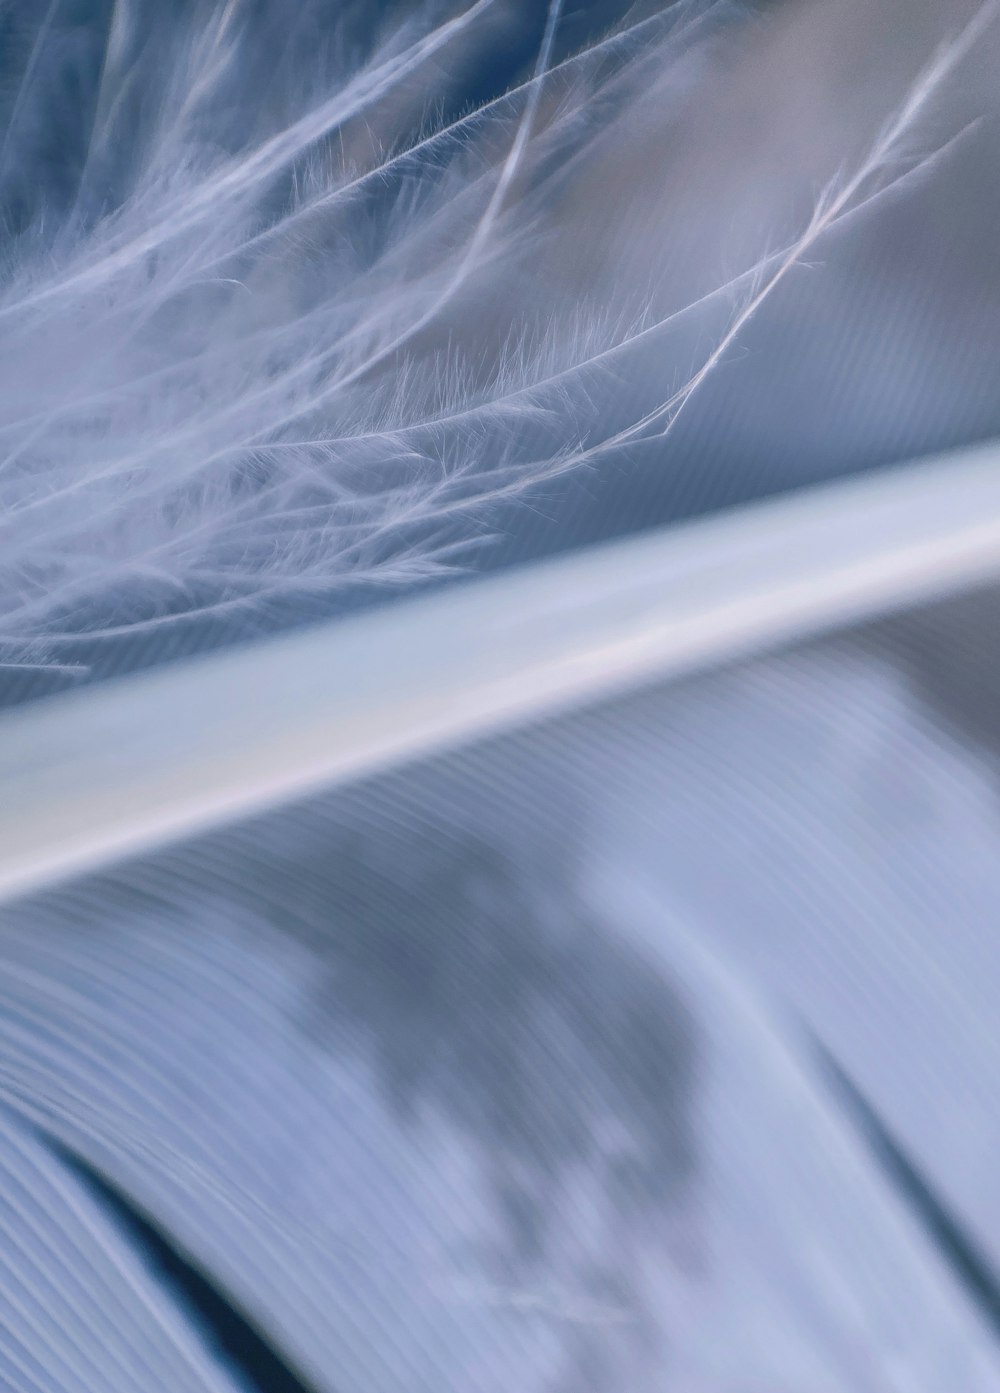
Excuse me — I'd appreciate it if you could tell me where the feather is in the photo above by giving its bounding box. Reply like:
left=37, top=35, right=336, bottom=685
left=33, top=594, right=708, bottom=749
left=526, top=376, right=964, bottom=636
left=3, top=14, right=1000, bottom=1388
left=0, top=0, right=994, bottom=680
left=5, top=659, right=1000, bottom=1389
left=4, top=433, right=1000, bottom=904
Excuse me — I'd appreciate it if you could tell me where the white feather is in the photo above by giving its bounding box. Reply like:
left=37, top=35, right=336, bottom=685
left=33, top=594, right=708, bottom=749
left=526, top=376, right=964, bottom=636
left=0, top=0, right=992, bottom=675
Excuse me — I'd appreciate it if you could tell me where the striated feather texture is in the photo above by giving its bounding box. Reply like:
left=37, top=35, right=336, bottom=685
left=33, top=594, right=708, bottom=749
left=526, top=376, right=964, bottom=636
left=4, top=8, right=1000, bottom=1393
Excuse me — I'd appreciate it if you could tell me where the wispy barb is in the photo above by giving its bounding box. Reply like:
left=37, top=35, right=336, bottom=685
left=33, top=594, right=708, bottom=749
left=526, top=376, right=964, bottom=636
left=0, top=0, right=992, bottom=675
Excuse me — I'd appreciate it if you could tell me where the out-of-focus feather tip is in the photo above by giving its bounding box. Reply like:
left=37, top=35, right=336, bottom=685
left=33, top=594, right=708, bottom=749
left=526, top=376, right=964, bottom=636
left=0, top=0, right=994, bottom=677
